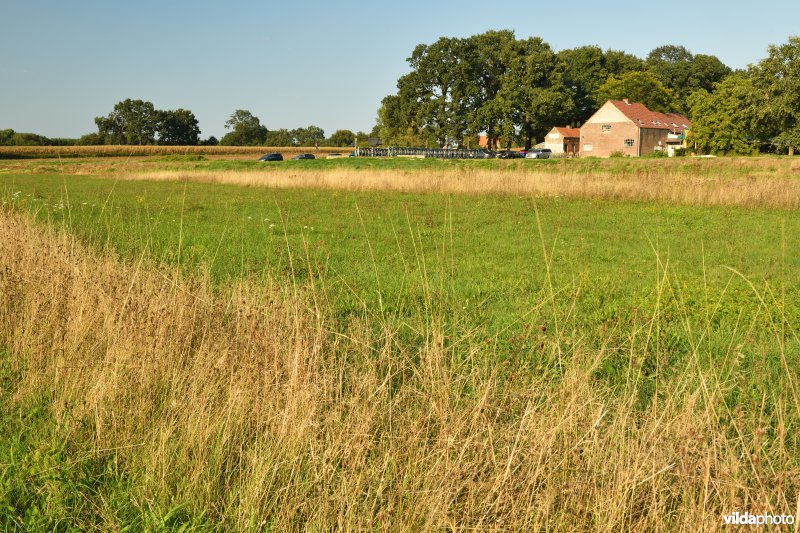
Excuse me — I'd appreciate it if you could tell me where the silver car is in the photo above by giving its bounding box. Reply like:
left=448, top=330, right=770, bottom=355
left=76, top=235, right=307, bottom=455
left=525, top=148, right=552, bottom=159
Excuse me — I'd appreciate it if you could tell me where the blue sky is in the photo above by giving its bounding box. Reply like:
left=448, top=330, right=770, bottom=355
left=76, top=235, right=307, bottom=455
left=2, top=1, right=798, bottom=139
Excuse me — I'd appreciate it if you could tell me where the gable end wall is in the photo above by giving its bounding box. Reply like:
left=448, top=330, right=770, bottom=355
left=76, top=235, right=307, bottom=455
left=580, top=122, right=639, bottom=157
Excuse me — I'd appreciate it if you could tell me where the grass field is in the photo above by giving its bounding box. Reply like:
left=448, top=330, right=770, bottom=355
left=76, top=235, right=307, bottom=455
left=2, top=156, right=799, bottom=529
left=4, top=154, right=800, bottom=207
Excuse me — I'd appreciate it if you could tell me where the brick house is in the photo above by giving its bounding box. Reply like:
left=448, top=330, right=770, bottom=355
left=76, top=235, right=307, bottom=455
left=543, top=126, right=580, bottom=156
left=579, top=99, right=690, bottom=157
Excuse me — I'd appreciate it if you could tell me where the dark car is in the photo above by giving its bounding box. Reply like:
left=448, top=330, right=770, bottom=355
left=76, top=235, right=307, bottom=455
left=497, top=150, right=523, bottom=159
left=291, top=153, right=315, bottom=160
left=258, top=153, right=283, bottom=162
left=525, top=148, right=552, bottom=159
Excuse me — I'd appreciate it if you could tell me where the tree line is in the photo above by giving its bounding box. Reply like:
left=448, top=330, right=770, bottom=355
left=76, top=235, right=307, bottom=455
left=4, top=34, right=798, bottom=155
left=1, top=101, right=371, bottom=149
left=376, top=31, right=800, bottom=154
left=688, top=37, right=800, bottom=155
left=216, top=109, right=370, bottom=148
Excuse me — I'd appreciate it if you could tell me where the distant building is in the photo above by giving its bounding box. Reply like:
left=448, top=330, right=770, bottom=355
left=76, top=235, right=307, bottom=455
left=543, top=126, right=580, bottom=156
left=579, top=99, right=690, bottom=157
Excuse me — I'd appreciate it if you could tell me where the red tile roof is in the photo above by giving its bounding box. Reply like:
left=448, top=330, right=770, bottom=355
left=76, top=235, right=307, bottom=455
left=609, top=100, right=691, bottom=133
left=553, top=126, right=581, bottom=138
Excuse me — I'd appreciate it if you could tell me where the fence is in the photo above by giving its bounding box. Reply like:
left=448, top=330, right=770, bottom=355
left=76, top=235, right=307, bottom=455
left=354, top=147, right=493, bottom=159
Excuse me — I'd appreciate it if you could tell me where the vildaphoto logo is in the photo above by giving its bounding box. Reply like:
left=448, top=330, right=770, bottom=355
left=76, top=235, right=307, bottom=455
left=722, top=512, right=795, bottom=526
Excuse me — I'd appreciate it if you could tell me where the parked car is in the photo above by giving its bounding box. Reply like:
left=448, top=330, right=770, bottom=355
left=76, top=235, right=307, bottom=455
left=497, top=150, right=523, bottom=159
left=525, top=148, right=552, bottom=159
left=291, top=153, right=315, bottom=160
left=258, top=153, right=283, bottom=162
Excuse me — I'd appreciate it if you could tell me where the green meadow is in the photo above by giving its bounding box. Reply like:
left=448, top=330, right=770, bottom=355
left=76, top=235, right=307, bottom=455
left=2, top=161, right=800, bottom=528
left=4, top=171, right=798, bottom=365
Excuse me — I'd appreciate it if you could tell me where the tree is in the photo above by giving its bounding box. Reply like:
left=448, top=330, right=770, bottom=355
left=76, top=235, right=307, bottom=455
left=557, top=46, right=609, bottom=124
left=263, top=129, right=296, bottom=147
left=502, top=37, right=574, bottom=149
left=95, top=99, right=159, bottom=145
left=93, top=100, right=202, bottom=145
left=292, top=125, right=325, bottom=146
left=752, top=36, right=800, bottom=155
left=689, top=54, right=732, bottom=94
left=646, top=45, right=694, bottom=87
left=94, top=111, right=122, bottom=144
left=77, top=133, right=103, bottom=146
left=329, top=129, right=355, bottom=147
left=350, top=132, right=376, bottom=148
left=687, top=73, right=760, bottom=155
left=646, top=45, right=695, bottom=111
left=645, top=45, right=733, bottom=114
left=464, top=30, right=518, bottom=148
left=381, top=33, right=678, bottom=149
left=0, top=129, right=14, bottom=145
left=604, top=49, right=645, bottom=77
left=0, top=129, right=52, bottom=146
left=375, top=93, right=432, bottom=147
left=157, top=108, right=200, bottom=145
left=396, top=36, right=475, bottom=146
left=595, top=71, right=676, bottom=113
left=219, top=109, right=267, bottom=146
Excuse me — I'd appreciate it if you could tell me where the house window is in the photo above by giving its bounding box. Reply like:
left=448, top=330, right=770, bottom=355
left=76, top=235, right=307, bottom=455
left=601, top=125, right=612, bottom=133
left=583, top=143, right=593, bottom=152
left=624, top=139, right=635, bottom=147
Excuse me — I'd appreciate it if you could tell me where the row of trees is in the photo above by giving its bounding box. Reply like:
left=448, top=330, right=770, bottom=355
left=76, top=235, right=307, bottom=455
left=377, top=31, right=800, bottom=155
left=217, top=109, right=366, bottom=147
left=688, top=37, right=800, bottom=155
left=5, top=35, right=798, bottom=155
left=217, top=109, right=372, bottom=147
left=0, top=129, right=79, bottom=147
left=92, top=99, right=202, bottom=145
left=0, top=102, right=371, bottom=149
left=375, top=30, right=733, bottom=150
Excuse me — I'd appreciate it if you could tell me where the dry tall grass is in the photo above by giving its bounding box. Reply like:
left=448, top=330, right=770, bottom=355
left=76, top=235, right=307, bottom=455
left=1, top=211, right=798, bottom=529
left=4, top=152, right=800, bottom=208
left=131, top=165, right=800, bottom=209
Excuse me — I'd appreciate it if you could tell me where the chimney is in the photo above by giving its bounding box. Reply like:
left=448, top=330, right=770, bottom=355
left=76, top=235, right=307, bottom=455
left=623, top=98, right=630, bottom=105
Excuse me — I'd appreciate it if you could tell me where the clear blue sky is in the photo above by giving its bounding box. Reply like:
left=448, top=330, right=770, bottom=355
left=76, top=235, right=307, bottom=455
left=2, top=0, right=798, bottom=140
